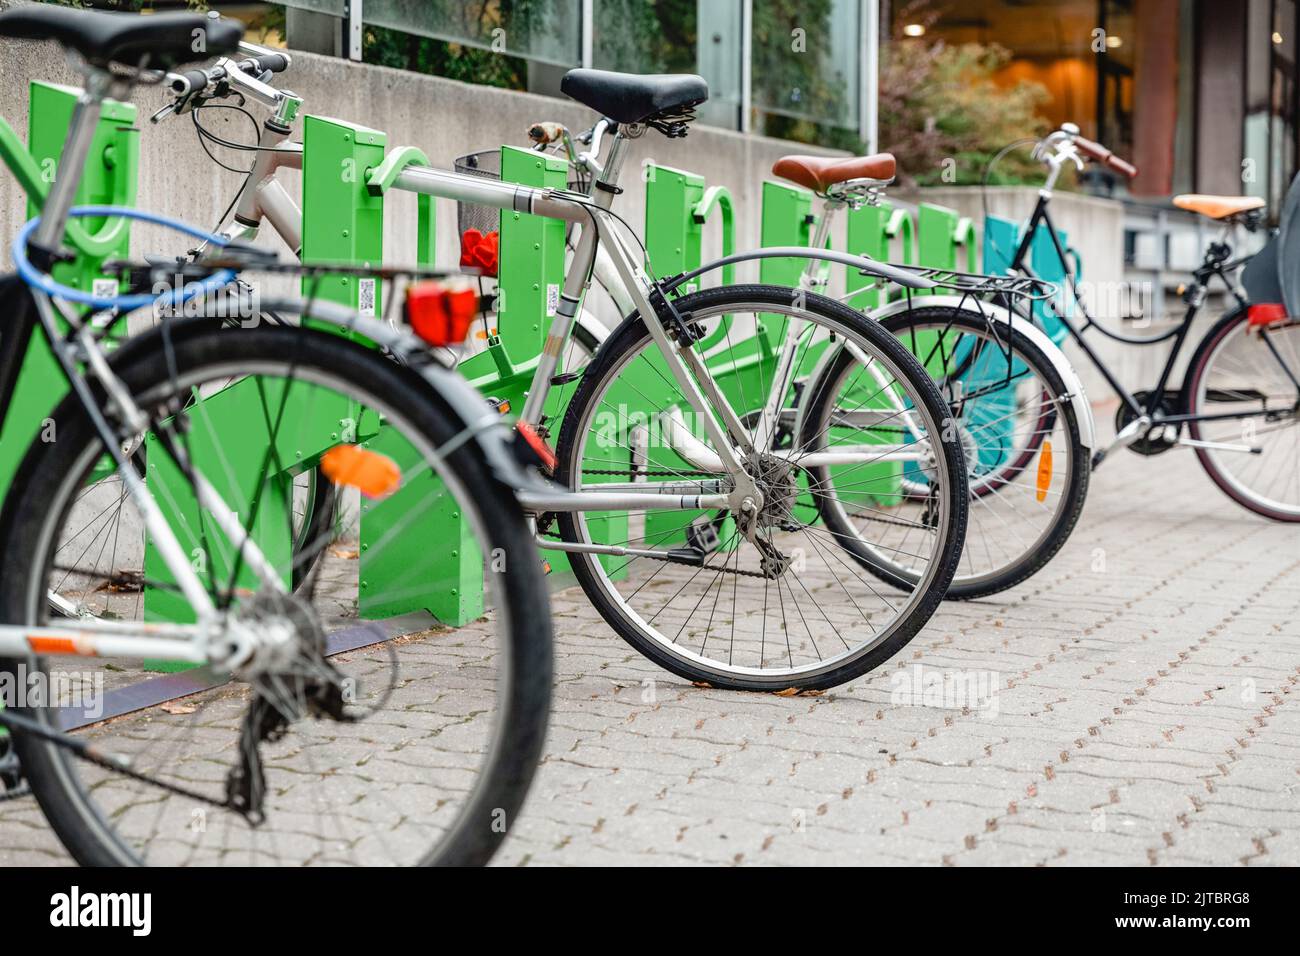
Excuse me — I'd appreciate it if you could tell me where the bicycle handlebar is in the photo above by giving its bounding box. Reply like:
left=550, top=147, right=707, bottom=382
left=1071, top=133, right=1139, bottom=179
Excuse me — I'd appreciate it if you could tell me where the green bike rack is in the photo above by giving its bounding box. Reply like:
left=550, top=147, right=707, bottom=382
left=0, top=82, right=138, bottom=501
left=141, top=114, right=391, bottom=662
left=0, top=80, right=138, bottom=719
left=844, top=201, right=914, bottom=310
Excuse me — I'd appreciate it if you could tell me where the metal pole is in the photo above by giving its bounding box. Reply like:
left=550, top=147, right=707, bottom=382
left=581, top=0, right=594, bottom=68
left=344, top=0, right=363, bottom=62
left=861, top=0, right=880, bottom=152
left=741, top=0, right=753, bottom=134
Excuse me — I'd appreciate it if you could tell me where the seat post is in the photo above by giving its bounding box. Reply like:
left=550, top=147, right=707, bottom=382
left=31, top=66, right=113, bottom=252
left=800, top=198, right=842, bottom=289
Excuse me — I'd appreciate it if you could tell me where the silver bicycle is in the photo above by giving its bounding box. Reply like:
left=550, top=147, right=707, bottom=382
left=160, top=57, right=970, bottom=691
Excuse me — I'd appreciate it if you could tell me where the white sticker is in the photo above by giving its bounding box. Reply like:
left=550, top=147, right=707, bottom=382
left=546, top=283, right=560, bottom=317
left=358, top=278, right=376, bottom=317
left=91, top=277, right=118, bottom=300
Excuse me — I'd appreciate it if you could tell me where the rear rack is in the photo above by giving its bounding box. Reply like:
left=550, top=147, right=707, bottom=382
left=875, top=266, right=1058, bottom=302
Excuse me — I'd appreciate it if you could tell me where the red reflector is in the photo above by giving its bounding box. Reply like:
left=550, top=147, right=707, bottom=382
left=405, top=282, right=478, bottom=346
left=516, top=421, right=557, bottom=472
left=1248, top=303, right=1287, bottom=327
left=459, top=228, right=499, bottom=277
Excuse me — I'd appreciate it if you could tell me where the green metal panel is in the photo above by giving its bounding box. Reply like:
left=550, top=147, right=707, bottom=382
left=0, top=82, right=137, bottom=502
left=300, top=115, right=386, bottom=320
left=496, top=145, right=568, bottom=354
left=301, top=116, right=482, bottom=624
left=844, top=201, right=916, bottom=311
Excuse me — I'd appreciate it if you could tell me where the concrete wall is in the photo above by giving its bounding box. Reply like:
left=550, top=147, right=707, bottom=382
left=0, top=38, right=837, bottom=286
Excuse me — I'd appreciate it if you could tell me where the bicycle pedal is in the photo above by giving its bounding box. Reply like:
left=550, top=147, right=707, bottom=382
left=541, top=558, right=553, bottom=575
left=685, top=516, right=722, bottom=554
left=1090, top=448, right=1107, bottom=470
left=664, top=547, right=707, bottom=567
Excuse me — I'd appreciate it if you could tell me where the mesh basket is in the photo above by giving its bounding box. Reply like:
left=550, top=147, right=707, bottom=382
left=453, top=150, right=503, bottom=239
left=453, top=149, right=591, bottom=276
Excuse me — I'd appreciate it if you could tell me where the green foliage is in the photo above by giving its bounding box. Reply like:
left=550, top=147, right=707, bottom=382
left=751, top=0, right=853, bottom=144
left=362, top=25, right=528, bottom=90
left=880, top=39, right=1052, bottom=187
left=594, top=0, right=695, bottom=73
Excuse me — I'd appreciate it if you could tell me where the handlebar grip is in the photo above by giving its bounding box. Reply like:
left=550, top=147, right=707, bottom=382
left=1073, top=134, right=1139, bottom=179
left=527, top=121, right=565, bottom=145
left=244, top=52, right=290, bottom=75
left=171, top=69, right=212, bottom=96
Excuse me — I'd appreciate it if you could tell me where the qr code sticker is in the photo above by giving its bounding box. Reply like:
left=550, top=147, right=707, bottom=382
left=91, top=278, right=119, bottom=300
left=546, top=283, right=560, bottom=317
left=358, top=278, right=376, bottom=317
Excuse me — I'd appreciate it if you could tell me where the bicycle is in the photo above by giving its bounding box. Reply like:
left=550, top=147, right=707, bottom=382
left=993, top=123, right=1300, bottom=522
left=160, top=58, right=975, bottom=691
left=764, top=155, right=1096, bottom=600
left=0, top=6, right=552, bottom=866
left=517, top=120, right=1095, bottom=600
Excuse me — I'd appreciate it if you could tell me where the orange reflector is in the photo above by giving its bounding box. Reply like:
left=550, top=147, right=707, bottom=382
left=28, top=635, right=90, bottom=656
left=321, top=444, right=402, bottom=500
left=1036, top=440, right=1053, bottom=503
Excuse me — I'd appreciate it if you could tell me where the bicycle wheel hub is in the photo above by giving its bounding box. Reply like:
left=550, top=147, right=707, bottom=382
left=747, top=452, right=800, bottom=530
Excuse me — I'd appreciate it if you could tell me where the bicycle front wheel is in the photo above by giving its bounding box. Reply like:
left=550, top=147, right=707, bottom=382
left=553, top=284, right=967, bottom=691
left=1186, top=307, right=1300, bottom=521
left=0, top=321, right=551, bottom=866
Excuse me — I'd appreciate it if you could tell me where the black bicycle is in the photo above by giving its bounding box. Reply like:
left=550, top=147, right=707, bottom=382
left=991, top=123, right=1300, bottom=522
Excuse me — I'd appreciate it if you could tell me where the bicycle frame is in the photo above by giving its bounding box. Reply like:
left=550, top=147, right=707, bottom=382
left=1007, top=168, right=1289, bottom=447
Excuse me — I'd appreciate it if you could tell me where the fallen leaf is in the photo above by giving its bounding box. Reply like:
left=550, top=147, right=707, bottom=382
left=160, top=701, right=197, bottom=716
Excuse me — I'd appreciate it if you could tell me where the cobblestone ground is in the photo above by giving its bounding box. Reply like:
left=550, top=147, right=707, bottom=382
left=2, top=420, right=1297, bottom=866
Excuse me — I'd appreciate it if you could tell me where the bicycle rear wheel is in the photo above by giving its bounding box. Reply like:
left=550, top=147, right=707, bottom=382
left=0, top=321, right=551, bottom=866
left=1186, top=307, right=1300, bottom=520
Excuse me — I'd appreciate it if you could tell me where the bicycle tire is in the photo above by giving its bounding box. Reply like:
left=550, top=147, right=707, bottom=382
left=810, top=305, right=1090, bottom=598
left=1184, top=305, right=1300, bottom=522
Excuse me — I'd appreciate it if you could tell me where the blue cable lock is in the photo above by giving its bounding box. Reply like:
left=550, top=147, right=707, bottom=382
left=12, top=205, right=237, bottom=311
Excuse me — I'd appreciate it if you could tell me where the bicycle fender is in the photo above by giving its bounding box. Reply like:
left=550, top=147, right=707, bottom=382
left=867, top=296, right=1096, bottom=449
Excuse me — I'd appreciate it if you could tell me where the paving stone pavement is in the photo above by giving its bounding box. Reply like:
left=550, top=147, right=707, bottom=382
left=492, top=424, right=1300, bottom=867
left=1, top=414, right=1296, bottom=866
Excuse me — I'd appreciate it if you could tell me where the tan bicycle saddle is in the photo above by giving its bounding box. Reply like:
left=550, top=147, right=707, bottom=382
left=1172, top=194, right=1266, bottom=220
left=772, top=153, right=897, bottom=194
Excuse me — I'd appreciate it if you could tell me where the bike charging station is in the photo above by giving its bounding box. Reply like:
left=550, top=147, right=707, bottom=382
left=122, top=113, right=1085, bottom=642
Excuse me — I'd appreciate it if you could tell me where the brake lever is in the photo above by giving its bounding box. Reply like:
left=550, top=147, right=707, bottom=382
left=149, top=103, right=178, bottom=125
